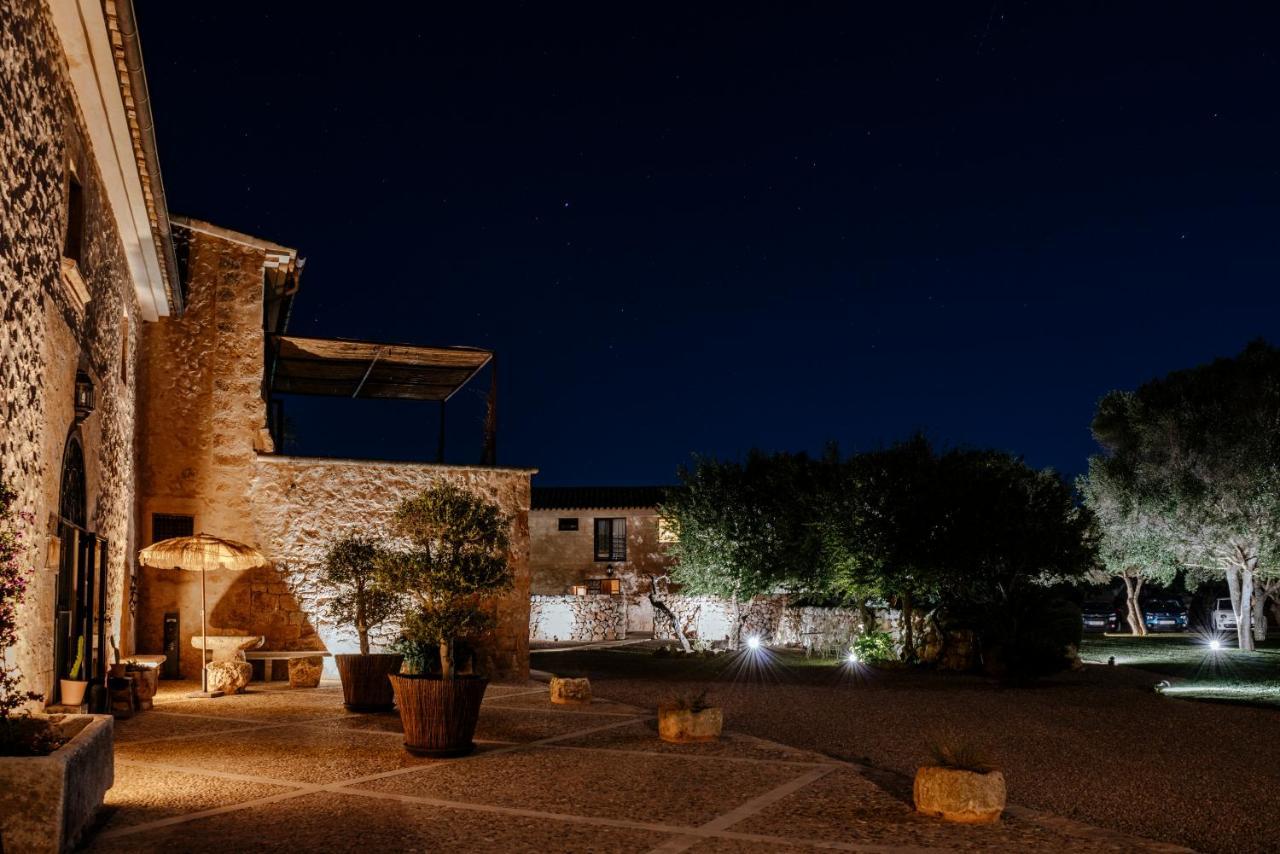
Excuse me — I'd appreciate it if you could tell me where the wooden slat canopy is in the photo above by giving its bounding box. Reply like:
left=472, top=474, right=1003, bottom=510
left=270, top=335, right=492, bottom=401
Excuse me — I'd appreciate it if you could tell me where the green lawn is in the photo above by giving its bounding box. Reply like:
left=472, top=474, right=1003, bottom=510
left=1080, top=634, right=1280, bottom=707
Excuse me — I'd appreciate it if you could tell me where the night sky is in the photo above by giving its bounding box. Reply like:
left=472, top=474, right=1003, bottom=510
left=135, top=2, right=1280, bottom=485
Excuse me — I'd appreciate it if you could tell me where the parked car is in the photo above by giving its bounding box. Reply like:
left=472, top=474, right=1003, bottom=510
left=1081, top=601, right=1119, bottom=633
left=1141, top=598, right=1189, bottom=632
left=1210, top=597, right=1254, bottom=632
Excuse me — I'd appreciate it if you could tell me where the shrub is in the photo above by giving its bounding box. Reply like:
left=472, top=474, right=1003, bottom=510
left=316, top=532, right=403, bottom=655
left=666, top=688, right=713, bottom=713
left=378, top=484, right=512, bottom=679
left=975, top=591, right=1082, bottom=683
left=851, top=630, right=895, bottom=663
left=928, top=734, right=996, bottom=773
left=0, top=475, right=52, bottom=756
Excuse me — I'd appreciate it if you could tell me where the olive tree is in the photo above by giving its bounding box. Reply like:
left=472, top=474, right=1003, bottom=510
left=1089, top=340, right=1280, bottom=650
left=379, top=484, right=512, bottom=678
left=660, top=450, right=831, bottom=647
left=316, top=532, right=403, bottom=655
left=1079, top=461, right=1180, bottom=634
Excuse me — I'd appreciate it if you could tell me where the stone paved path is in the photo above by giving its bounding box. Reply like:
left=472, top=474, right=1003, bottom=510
left=85, top=680, right=1191, bottom=852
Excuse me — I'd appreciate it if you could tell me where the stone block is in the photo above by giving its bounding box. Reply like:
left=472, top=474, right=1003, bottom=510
left=288, top=655, right=324, bottom=688
left=549, top=676, right=592, bottom=705
left=205, top=660, right=252, bottom=694
left=913, top=766, right=1006, bottom=824
left=0, top=715, right=114, bottom=853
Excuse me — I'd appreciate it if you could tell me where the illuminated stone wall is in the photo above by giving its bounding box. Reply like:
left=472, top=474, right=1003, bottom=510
left=1, top=1, right=143, bottom=704
left=136, top=223, right=534, bottom=681
left=530, top=594, right=625, bottom=642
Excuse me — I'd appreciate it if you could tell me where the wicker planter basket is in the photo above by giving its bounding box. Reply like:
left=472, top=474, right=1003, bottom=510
left=389, top=674, right=488, bottom=757
left=335, top=654, right=404, bottom=712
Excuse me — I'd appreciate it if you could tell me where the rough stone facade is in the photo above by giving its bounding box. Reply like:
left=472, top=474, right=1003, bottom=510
left=530, top=594, right=625, bottom=642
left=136, top=222, right=534, bottom=681
left=2, top=1, right=143, bottom=704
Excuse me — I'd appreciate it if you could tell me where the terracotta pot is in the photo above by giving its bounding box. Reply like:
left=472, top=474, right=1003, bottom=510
left=59, top=679, right=88, bottom=707
left=108, top=663, right=127, bottom=679
left=390, top=674, right=487, bottom=757
left=657, top=704, right=723, bottom=743
left=913, top=766, right=1006, bottom=824
left=335, top=654, right=403, bottom=711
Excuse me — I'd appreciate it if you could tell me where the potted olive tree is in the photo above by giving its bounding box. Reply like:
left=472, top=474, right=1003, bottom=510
left=318, top=532, right=404, bottom=712
left=379, top=484, right=511, bottom=757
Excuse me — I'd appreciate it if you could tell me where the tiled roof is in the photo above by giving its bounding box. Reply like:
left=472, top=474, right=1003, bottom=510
left=532, top=485, right=672, bottom=510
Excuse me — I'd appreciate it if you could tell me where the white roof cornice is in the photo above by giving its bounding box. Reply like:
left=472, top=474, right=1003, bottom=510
left=48, top=0, right=170, bottom=320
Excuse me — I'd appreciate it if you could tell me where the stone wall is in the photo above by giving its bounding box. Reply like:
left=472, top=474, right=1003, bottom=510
left=529, top=595, right=625, bottom=642
left=650, top=595, right=881, bottom=654
left=250, top=456, right=533, bottom=681
left=2, top=1, right=143, bottom=704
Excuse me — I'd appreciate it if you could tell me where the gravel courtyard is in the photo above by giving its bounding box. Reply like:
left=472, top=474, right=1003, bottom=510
left=84, top=677, right=1187, bottom=852
left=535, top=643, right=1279, bottom=854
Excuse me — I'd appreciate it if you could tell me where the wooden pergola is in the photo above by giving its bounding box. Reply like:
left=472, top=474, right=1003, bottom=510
left=266, top=334, right=497, bottom=463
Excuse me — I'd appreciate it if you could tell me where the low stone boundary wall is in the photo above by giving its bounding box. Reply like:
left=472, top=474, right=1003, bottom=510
left=530, top=594, right=625, bottom=642
left=647, top=596, right=890, bottom=653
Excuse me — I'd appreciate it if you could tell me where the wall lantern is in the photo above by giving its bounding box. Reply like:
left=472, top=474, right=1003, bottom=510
left=73, top=370, right=95, bottom=423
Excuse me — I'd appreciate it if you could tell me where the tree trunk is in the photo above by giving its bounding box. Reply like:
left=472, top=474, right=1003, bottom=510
left=646, top=575, right=691, bottom=654
left=1123, top=575, right=1146, bottom=636
left=900, top=591, right=915, bottom=661
left=440, top=639, right=455, bottom=679
left=1251, top=579, right=1268, bottom=642
left=356, top=580, right=370, bottom=655
left=1226, top=561, right=1256, bottom=652
left=358, top=627, right=370, bottom=656
left=729, top=598, right=742, bottom=650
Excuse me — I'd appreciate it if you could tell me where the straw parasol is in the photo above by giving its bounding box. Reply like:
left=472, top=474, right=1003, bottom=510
left=138, top=534, right=269, bottom=695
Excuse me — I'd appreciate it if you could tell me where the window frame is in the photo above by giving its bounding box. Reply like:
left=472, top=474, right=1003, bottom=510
left=557, top=517, right=579, bottom=532
left=593, top=517, right=626, bottom=562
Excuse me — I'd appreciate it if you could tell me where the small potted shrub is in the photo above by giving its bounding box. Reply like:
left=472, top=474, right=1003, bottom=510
left=913, top=737, right=1006, bottom=824
left=60, top=636, right=89, bottom=707
left=318, top=532, right=405, bottom=712
left=658, top=689, right=723, bottom=743
left=379, top=484, right=512, bottom=757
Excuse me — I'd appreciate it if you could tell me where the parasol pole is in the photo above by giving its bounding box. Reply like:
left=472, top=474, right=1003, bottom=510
left=200, top=565, right=208, bottom=692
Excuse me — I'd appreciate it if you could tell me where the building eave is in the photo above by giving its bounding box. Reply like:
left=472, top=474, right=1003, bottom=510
left=48, top=0, right=173, bottom=320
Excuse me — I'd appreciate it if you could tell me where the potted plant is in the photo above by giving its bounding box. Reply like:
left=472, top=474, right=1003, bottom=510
left=379, top=484, right=512, bottom=757
left=913, top=737, right=1006, bottom=824
left=658, top=689, right=723, bottom=743
left=108, top=636, right=126, bottom=679
left=0, top=476, right=113, bottom=852
left=318, top=532, right=405, bottom=712
left=60, top=636, right=89, bottom=707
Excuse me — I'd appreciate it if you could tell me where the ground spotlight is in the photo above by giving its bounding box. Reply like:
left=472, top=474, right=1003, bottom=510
left=846, top=651, right=858, bottom=664
left=746, top=636, right=761, bottom=651
left=1209, top=639, right=1222, bottom=651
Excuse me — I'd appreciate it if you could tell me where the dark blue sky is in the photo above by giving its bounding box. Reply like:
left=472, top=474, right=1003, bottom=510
left=137, top=1, right=1280, bottom=484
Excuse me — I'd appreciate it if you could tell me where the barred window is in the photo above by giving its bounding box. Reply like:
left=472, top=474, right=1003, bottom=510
left=593, top=518, right=626, bottom=561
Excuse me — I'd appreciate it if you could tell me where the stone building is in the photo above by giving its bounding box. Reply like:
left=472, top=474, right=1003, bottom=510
left=529, top=486, right=672, bottom=640
left=2, top=0, right=533, bottom=705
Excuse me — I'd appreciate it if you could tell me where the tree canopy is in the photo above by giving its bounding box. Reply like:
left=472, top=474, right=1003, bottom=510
left=1086, top=340, right=1280, bottom=649
left=379, top=484, right=512, bottom=677
left=316, top=532, right=403, bottom=656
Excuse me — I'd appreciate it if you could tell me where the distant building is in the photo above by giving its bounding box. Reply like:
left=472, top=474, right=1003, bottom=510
left=530, top=486, right=674, bottom=635
left=3, top=0, right=532, bottom=705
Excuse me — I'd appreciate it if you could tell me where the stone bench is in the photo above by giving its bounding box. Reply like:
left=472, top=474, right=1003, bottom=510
left=245, top=651, right=332, bottom=687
